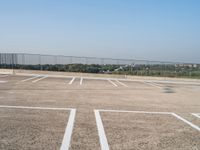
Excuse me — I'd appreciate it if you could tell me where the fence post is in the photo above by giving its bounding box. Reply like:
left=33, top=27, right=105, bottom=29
left=11, top=53, right=16, bottom=75
left=22, top=53, right=25, bottom=71
left=0, top=53, right=1, bottom=69
left=39, top=55, right=42, bottom=70
left=55, top=56, right=57, bottom=65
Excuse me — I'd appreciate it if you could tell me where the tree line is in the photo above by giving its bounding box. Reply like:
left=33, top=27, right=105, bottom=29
left=0, top=63, right=200, bottom=78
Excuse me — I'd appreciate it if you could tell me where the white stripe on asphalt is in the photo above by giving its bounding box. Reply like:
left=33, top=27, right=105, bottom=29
left=20, top=75, right=41, bottom=82
left=107, top=79, right=118, bottom=87
left=191, top=113, right=200, bottom=119
left=0, top=105, right=72, bottom=110
left=60, top=109, right=76, bottom=150
left=94, top=110, right=110, bottom=150
left=172, top=113, right=200, bottom=131
left=80, top=77, right=83, bottom=85
left=115, top=80, right=128, bottom=87
left=32, top=76, right=48, bottom=83
left=142, top=81, right=162, bottom=89
left=69, top=77, right=76, bottom=85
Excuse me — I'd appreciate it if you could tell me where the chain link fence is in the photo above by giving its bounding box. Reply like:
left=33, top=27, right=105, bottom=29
left=0, top=53, right=199, bottom=78
left=0, top=53, right=188, bottom=65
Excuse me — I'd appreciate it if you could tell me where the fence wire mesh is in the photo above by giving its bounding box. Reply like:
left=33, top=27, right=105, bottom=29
left=0, top=53, right=199, bottom=78
left=0, top=53, right=190, bottom=65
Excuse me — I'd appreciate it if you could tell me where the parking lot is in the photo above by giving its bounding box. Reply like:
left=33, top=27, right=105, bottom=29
left=0, top=73, right=200, bottom=150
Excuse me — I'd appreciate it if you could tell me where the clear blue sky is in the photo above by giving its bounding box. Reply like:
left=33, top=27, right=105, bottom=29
left=0, top=0, right=200, bottom=63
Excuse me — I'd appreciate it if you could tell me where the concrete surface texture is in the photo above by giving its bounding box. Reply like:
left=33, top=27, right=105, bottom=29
left=0, top=70, right=199, bottom=150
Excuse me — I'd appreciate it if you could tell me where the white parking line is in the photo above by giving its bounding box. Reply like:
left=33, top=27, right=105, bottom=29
left=80, top=77, right=83, bottom=85
left=0, top=105, right=71, bottom=110
left=97, top=109, right=172, bottom=114
left=107, top=79, right=118, bottom=87
left=172, top=113, right=200, bottom=131
left=10, top=72, right=200, bottom=86
left=142, top=81, right=162, bottom=89
left=32, top=76, right=48, bottom=83
left=94, top=109, right=200, bottom=150
left=60, top=109, right=76, bottom=150
left=115, top=80, right=128, bottom=87
left=20, top=75, right=41, bottom=82
left=69, top=77, right=76, bottom=85
left=94, top=110, right=110, bottom=150
left=191, top=113, right=200, bottom=119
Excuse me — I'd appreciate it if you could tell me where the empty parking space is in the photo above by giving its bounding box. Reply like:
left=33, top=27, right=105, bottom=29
left=31, top=76, right=70, bottom=89
left=31, top=75, right=48, bottom=83
left=13, top=76, right=72, bottom=90
left=107, top=79, right=118, bottom=87
left=19, top=75, right=41, bottom=82
left=95, top=110, right=200, bottom=150
left=0, top=106, right=76, bottom=150
left=80, top=78, right=120, bottom=89
left=66, top=77, right=84, bottom=89
left=114, top=80, right=128, bottom=87
left=18, top=75, right=48, bottom=84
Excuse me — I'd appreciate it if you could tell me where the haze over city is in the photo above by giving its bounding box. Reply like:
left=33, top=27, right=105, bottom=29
left=0, top=0, right=200, bottom=63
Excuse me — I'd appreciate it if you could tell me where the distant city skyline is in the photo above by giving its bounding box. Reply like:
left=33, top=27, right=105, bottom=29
left=0, top=0, right=200, bottom=63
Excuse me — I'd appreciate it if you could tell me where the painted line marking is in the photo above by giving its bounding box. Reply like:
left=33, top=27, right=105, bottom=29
left=20, top=75, right=41, bottom=82
left=94, top=109, right=200, bottom=150
left=32, top=76, right=48, bottom=83
left=69, top=77, right=76, bottom=85
left=191, top=113, right=200, bottom=119
left=60, top=109, right=76, bottom=150
left=142, top=81, right=162, bottom=89
left=0, top=105, right=76, bottom=150
left=94, top=110, right=110, bottom=150
left=0, top=105, right=72, bottom=110
left=107, top=79, right=118, bottom=87
left=9, top=72, right=200, bottom=86
left=0, top=81, right=8, bottom=83
left=172, top=113, right=200, bottom=131
left=115, top=80, right=128, bottom=87
left=80, top=77, right=83, bottom=85
left=97, top=109, right=172, bottom=114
